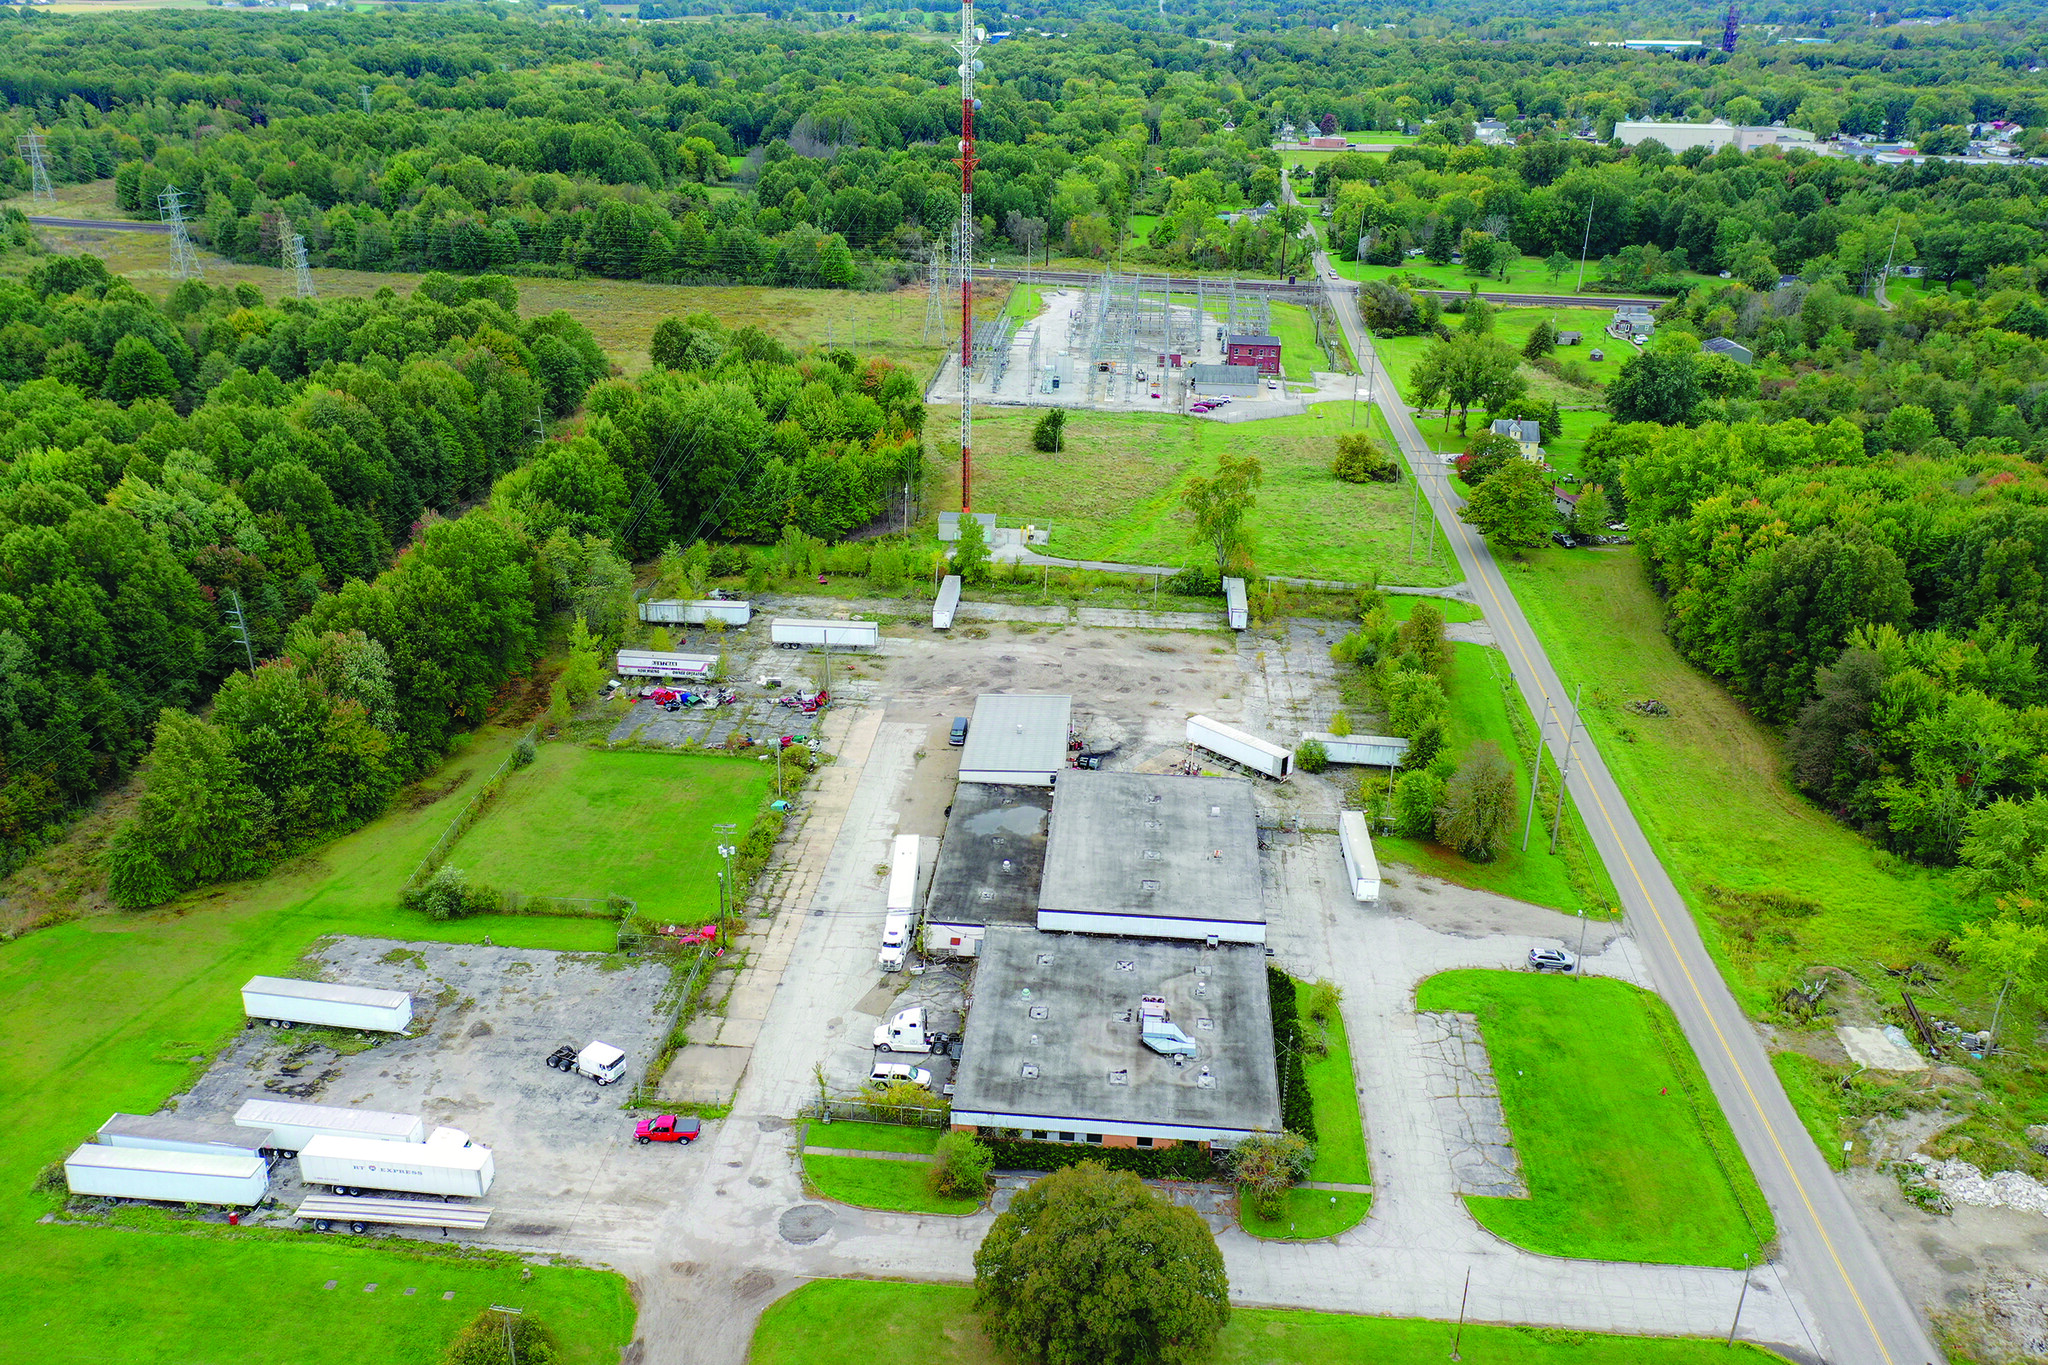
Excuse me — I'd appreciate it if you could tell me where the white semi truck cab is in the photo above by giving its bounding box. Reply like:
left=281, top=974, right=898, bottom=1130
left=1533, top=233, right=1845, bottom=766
left=877, top=912, right=912, bottom=971
left=873, top=1006, right=932, bottom=1053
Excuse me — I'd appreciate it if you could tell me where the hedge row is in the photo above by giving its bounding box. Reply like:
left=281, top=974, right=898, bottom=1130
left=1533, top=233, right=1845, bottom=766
left=1268, top=965, right=1317, bottom=1142
left=982, top=1139, right=1220, bottom=1181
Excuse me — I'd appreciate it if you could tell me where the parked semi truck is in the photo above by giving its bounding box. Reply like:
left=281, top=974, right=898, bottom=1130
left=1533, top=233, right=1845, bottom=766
left=546, top=1040, right=627, bottom=1085
left=878, top=834, right=920, bottom=971
left=638, top=599, right=753, bottom=626
left=770, top=617, right=878, bottom=650
left=234, top=1098, right=426, bottom=1157
left=1185, top=715, right=1293, bottom=778
left=98, top=1112, right=273, bottom=1163
left=64, top=1143, right=270, bottom=1207
left=300, top=1128, right=494, bottom=1199
left=242, top=976, right=413, bottom=1033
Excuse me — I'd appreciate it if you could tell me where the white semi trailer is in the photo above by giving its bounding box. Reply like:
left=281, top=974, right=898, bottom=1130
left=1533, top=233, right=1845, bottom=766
left=97, top=1112, right=273, bottom=1163
left=242, top=976, right=413, bottom=1033
left=64, top=1143, right=270, bottom=1207
left=638, top=600, right=753, bottom=626
left=234, top=1098, right=426, bottom=1157
left=1185, top=715, right=1293, bottom=778
left=613, top=650, right=720, bottom=679
left=771, top=618, right=879, bottom=650
left=932, top=576, right=962, bottom=630
left=300, top=1128, right=494, bottom=1199
left=1338, top=810, right=1381, bottom=903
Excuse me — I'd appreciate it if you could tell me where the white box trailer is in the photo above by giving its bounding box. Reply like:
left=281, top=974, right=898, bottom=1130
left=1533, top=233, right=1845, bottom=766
left=300, top=1130, right=494, bottom=1199
left=234, top=1098, right=426, bottom=1157
left=65, top=1143, right=269, bottom=1207
left=638, top=599, right=753, bottom=626
left=98, top=1112, right=273, bottom=1163
left=932, top=575, right=962, bottom=630
left=1185, top=715, right=1293, bottom=778
left=1223, top=576, right=1248, bottom=630
left=1301, top=732, right=1410, bottom=768
left=1339, top=810, right=1381, bottom=903
left=242, top=976, right=412, bottom=1033
left=771, top=618, right=878, bottom=650
left=614, top=650, right=719, bottom=679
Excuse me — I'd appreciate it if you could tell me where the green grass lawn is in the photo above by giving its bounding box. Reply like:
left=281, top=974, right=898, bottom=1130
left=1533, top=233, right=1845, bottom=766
left=1535, top=408, right=1609, bottom=480
left=1508, top=550, right=1970, bottom=1011
left=1367, top=307, right=1617, bottom=453
left=0, top=723, right=635, bottom=1364
left=1384, top=593, right=1481, bottom=623
left=1268, top=300, right=1349, bottom=380
left=751, top=1280, right=1792, bottom=1365
left=1374, top=643, right=1604, bottom=915
left=926, top=403, right=1462, bottom=586
left=1331, top=250, right=1717, bottom=298
left=802, top=1154, right=983, bottom=1216
left=450, top=745, right=775, bottom=919
left=804, top=1120, right=943, bottom=1155
left=1415, top=970, right=1771, bottom=1267
left=1244, top=995, right=1371, bottom=1240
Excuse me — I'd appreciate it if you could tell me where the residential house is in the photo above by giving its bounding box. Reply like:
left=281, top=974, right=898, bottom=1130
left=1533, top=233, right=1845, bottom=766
left=1489, top=418, right=1542, bottom=458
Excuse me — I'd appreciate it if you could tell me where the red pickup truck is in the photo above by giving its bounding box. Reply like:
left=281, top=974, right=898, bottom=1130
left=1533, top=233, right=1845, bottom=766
left=634, top=1115, right=703, bottom=1145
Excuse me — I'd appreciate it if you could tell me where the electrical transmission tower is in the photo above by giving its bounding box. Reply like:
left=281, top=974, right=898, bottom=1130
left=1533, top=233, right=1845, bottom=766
left=283, top=230, right=316, bottom=299
left=920, top=241, right=953, bottom=346
left=224, top=590, right=256, bottom=674
left=158, top=185, right=202, bottom=282
left=1721, top=4, right=1739, bottom=52
left=16, top=134, right=55, bottom=206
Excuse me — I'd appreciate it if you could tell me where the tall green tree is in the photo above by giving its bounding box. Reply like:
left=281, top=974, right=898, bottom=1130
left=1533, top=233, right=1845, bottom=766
left=1180, top=451, right=1263, bottom=575
left=1458, top=458, right=1555, bottom=548
left=974, top=1162, right=1229, bottom=1365
left=1435, top=740, right=1516, bottom=861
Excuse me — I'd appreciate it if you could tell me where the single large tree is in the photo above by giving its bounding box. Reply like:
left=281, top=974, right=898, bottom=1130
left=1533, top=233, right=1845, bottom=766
left=974, top=1162, right=1230, bottom=1365
left=1411, top=332, right=1523, bottom=433
left=1436, top=741, right=1516, bottom=861
left=1458, top=458, right=1555, bottom=548
left=1605, top=348, right=1704, bottom=426
left=1181, top=451, right=1263, bottom=575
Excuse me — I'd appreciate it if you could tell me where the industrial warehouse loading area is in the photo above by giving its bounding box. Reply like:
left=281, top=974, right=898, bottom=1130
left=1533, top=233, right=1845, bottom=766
left=63, top=607, right=1718, bottom=1354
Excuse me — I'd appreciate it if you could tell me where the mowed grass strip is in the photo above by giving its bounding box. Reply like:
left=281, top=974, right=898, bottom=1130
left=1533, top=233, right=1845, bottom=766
left=750, top=1279, right=1794, bottom=1364
left=1243, top=995, right=1371, bottom=1240
left=1415, top=970, right=1770, bottom=1267
left=926, top=403, right=1462, bottom=587
left=1508, top=550, right=1966, bottom=1008
left=803, top=1120, right=942, bottom=1155
left=449, top=745, right=775, bottom=919
left=802, top=1154, right=983, bottom=1216
left=0, top=725, right=633, bottom=1363
left=1374, top=643, right=1591, bottom=914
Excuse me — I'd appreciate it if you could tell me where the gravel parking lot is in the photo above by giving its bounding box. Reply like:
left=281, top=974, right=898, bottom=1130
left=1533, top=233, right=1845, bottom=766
left=172, top=937, right=684, bottom=1258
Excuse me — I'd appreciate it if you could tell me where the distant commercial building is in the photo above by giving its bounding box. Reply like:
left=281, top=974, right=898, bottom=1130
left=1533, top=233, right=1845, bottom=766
left=1614, top=119, right=1818, bottom=154
left=1224, top=335, right=1283, bottom=373
left=958, top=694, right=1073, bottom=787
left=1187, top=364, right=1261, bottom=397
left=1702, top=336, right=1754, bottom=365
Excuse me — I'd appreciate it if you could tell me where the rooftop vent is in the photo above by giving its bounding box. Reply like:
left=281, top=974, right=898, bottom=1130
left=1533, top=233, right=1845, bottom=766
left=1147, top=793, right=1162, bottom=803
left=1114, top=1008, right=1134, bottom=1023
left=1195, top=982, right=1208, bottom=998
left=1021, top=1062, right=1039, bottom=1079
left=1196, top=1067, right=1216, bottom=1089
left=1116, top=960, right=1136, bottom=972
left=1001, top=859, right=1014, bottom=872
left=1197, top=1018, right=1214, bottom=1030
left=1143, top=849, right=1160, bottom=860
left=1108, top=1069, right=1129, bottom=1086
left=1145, top=819, right=1161, bottom=830
left=1037, top=953, right=1053, bottom=966
left=980, top=889, right=994, bottom=902
left=1028, top=1005, right=1048, bottom=1020
left=1140, top=879, right=1159, bottom=892
left=1210, top=806, right=1221, bottom=817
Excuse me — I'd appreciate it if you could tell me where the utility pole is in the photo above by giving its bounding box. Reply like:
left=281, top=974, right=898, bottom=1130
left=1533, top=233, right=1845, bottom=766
left=954, top=0, right=983, bottom=513
left=1521, top=709, right=1548, bottom=853
left=1726, top=1254, right=1751, bottom=1346
left=1575, top=909, right=1589, bottom=976
left=1450, top=1267, right=1471, bottom=1361
left=715, top=830, right=737, bottom=919
left=16, top=133, right=55, bottom=206
left=1548, top=683, right=1582, bottom=854
left=1574, top=197, right=1594, bottom=295
left=225, top=590, right=257, bottom=674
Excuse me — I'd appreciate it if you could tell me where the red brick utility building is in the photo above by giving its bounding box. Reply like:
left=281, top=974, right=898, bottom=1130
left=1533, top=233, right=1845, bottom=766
left=1224, top=334, right=1282, bottom=374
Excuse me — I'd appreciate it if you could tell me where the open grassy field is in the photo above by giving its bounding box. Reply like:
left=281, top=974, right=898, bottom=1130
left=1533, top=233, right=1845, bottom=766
left=925, top=402, right=1460, bottom=586
left=10, top=181, right=976, bottom=378
left=799, top=1121, right=982, bottom=1215
left=450, top=744, right=774, bottom=918
left=1384, top=593, right=1481, bottom=623
left=1374, top=643, right=1605, bottom=916
left=1508, top=550, right=1970, bottom=1010
left=1329, top=249, right=1717, bottom=297
left=1268, top=299, right=1352, bottom=379
left=1366, top=308, right=1616, bottom=453
left=0, top=723, right=635, bottom=1364
left=1415, top=970, right=1771, bottom=1267
left=1535, top=407, right=1609, bottom=480
left=1243, top=992, right=1372, bottom=1239
left=751, top=1279, right=1793, bottom=1365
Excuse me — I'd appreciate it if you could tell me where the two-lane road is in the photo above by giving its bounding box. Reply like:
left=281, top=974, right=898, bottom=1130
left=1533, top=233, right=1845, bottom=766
left=1289, top=175, right=1940, bottom=1364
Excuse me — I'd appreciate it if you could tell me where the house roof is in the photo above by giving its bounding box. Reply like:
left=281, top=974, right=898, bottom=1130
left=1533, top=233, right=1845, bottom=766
left=1226, top=334, right=1280, bottom=348
left=1702, top=336, right=1754, bottom=363
left=1490, top=418, right=1541, bottom=444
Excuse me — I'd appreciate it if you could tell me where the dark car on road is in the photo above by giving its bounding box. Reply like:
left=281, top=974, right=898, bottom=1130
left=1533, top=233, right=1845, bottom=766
left=949, top=717, right=969, bottom=746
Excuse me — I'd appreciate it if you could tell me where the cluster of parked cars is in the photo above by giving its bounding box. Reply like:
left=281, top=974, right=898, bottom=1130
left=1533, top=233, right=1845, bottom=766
left=1190, top=396, right=1234, bottom=415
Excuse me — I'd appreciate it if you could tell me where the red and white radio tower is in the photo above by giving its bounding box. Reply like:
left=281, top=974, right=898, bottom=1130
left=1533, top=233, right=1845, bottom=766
left=955, top=0, right=983, bottom=512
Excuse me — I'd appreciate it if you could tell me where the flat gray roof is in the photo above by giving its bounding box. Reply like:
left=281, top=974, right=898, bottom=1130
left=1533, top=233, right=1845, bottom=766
left=951, top=928, right=1281, bottom=1137
left=926, top=784, right=1051, bottom=928
left=959, top=694, right=1072, bottom=780
left=1038, top=770, right=1264, bottom=925
left=1188, top=364, right=1260, bottom=383
left=98, top=1112, right=271, bottom=1154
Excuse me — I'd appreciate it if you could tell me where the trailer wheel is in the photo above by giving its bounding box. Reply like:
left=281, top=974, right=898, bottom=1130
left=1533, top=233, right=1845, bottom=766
left=315, top=1219, right=332, bottom=1232
left=349, top=1222, right=367, bottom=1235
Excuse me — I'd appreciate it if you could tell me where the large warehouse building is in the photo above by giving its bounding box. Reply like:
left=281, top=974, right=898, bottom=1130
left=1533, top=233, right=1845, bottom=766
left=1036, top=771, right=1267, bottom=945
left=957, top=693, right=1073, bottom=787
left=949, top=927, right=1282, bottom=1147
left=921, top=783, right=1052, bottom=959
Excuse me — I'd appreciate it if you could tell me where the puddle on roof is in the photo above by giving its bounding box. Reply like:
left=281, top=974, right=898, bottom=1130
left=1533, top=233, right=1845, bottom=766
left=960, top=803, right=1048, bottom=838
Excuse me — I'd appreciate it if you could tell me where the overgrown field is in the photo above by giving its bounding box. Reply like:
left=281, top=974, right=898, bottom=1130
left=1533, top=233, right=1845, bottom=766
left=0, top=723, right=635, bottom=1363
left=451, top=745, right=775, bottom=918
left=925, top=402, right=1460, bottom=586
left=1416, top=970, right=1772, bottom=1268
left=749, top=1279, right=1793, bottom=1364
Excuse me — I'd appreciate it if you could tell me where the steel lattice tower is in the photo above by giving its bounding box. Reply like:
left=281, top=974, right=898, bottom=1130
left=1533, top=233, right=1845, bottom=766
left=284, top=230, right=316, bottom=299
left=954, top=0, right=982, bottom=512
left=16, top=134, right=55, bottom=206
left=158, top=185, right=201, bottom=282
left=1722, top=4, right=1739, bottom=52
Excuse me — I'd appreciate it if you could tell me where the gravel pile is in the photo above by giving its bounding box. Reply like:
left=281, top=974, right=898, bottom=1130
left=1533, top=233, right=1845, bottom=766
left=1921, top=1157, right=2048, bottom=1215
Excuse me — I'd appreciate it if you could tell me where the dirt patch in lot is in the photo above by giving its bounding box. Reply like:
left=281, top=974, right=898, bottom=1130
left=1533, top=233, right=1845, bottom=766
left=167, top=937, right=685, bottom=1261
